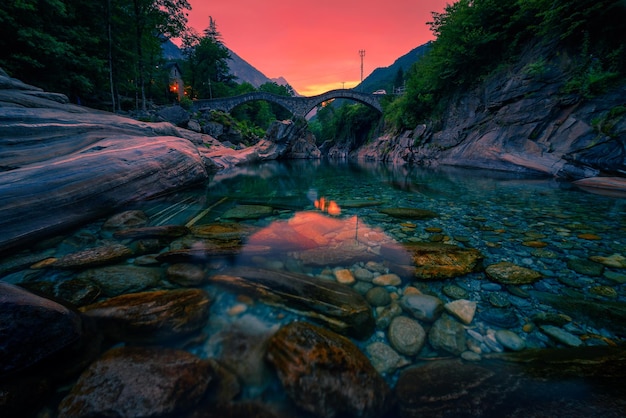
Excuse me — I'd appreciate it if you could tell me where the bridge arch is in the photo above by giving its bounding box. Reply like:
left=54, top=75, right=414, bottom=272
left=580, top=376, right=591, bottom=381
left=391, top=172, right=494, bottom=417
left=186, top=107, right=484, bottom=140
left=193, top=89, right=383, bottom=118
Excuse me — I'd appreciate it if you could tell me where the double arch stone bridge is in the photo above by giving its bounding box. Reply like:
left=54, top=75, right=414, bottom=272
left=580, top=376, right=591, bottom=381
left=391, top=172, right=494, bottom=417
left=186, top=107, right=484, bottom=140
left=192, top=89, right=383, bottom=118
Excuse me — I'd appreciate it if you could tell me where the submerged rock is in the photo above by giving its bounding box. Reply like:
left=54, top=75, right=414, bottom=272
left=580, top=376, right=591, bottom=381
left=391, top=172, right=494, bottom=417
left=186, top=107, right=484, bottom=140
left=0, top=283, right=82, bottom=377
left=76, top=265, right=164, bottom=297
left=379, top=207, right=439, bottom=219
left=485, top=261, right=542, bottom=285
left=221, top=204, right=274, bottom=220
left=266, top=321, right=391, bottom=418
left=112, top=225, right=190, bottom=239
left=81, top=288, right=210, bottom=343
left=428, top=314, right=467, bottom=355
left=58, top=346, right=212, bottom=418
left=381, top=242, right=484, bottom=280
left=49, top=243, right=134, bottom=269
left=209, top=267, right=375, bottom=339
left=395, top=346, right=626, bottom=417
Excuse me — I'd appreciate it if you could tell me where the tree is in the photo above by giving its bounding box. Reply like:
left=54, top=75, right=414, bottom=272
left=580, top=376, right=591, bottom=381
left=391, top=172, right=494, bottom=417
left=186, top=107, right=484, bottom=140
left=127, top=0, right=191, bottom=111
left=182, top=17, right=234, bottom=100
left=0, top=0, right=107, bottom=101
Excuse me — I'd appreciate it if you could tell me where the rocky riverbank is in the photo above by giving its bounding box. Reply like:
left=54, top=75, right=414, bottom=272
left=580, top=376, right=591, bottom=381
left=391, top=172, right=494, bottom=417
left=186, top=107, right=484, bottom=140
left=345, top=42, right=626, bottom=195
left=0, top=69, right=318, bottom=253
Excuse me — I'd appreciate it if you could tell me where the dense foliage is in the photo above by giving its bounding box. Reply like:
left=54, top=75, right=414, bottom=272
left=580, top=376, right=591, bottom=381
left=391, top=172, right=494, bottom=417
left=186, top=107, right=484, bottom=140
left=386, top=0, right=626, bottom=130
left=0, top=1, right=295, bottom=120
left=309, top=102, right=382, bottom=148
left=0, top=0, right=191, bottom=111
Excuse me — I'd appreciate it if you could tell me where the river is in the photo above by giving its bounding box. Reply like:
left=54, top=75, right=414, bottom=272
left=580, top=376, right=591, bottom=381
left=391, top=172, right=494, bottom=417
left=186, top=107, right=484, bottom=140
left=2, top=159, right=626, bottom=416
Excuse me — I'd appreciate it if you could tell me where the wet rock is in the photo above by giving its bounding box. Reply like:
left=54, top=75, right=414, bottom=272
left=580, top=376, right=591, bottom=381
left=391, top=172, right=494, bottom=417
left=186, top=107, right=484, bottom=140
left=209, top=267, right=375, bottom=339
left=566, top=257, right=604, bottom=276
left=372, top=273, right=402, bottom=286
left=444, top=299, right=477, bottom=325
left=81, top=288, right=210, bottom=343
left=531, top=290, right=626, bottom=336
left=589, top=253, right=626, bottom=269
left=334, top=268, right=356, bottom=285
left=589, top=285, right=618, bottom=298
left=400, top=294, right=444, bottom=323
left=540, top=325, right=583, bottom=347
left=382, top=242, right=483, bottom=280
left=396, top=346, right=626, bottom=417
left=379, top=207, right=439, bottom=219
left=479, top=307, right=520, bottom=328
left=0, top=282, right=82, bottom=377
left=191, top=222, right=258, bottom=241
left=266, top=321, right=391, bottom=418
left=488, top=291, right=511, bottom=308
left=366, top=286, right=392, bottom=306
left=102, top=210, right=148, bottom=230
left=388, top=316, right=426, bottom=356
left=604, top=270, right=626, bottom=284
left=155, top=243, right=267, bottom=264
left=578, top=233, right=602, bottom=240
left=55, top=278, right=102, bottom=306
left=76, top=265, right=164, bottom=297
left=395, top=359, right=496, bottom=417
left=50, top=243, right=133, bottom=269
left=207, top=319, right=275, bottom=390
left=365, top=341, right=411, bottom=375
left=376, top=301, right=403, bottom=330
left=485, top=261, right=542, bottom=285
left=58, top=346, right=212, bottom=418
left=113, top=225, right=189, bottom=239
left=428, top=314, right=467, bottom=355
left=354, top=267, right=375, bottom=281
left=221, top=204, right=274, bottom=220
left=442, top=284, right=469, bottom=300
left=531, top=312, right=572, bottom=327
left=167, top=263, right=207, bottom=287
left=495, top=330, right=526, bottom=351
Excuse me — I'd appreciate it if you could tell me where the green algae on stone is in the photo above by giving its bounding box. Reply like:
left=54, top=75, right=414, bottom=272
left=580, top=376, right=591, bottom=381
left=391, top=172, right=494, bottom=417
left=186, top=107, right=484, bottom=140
left=485, top=261, right=542, bottom=285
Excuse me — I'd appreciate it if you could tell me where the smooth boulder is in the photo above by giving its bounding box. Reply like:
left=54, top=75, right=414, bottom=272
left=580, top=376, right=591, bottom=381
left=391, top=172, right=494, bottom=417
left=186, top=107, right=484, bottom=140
left=266, top=321, right=391, bottom=418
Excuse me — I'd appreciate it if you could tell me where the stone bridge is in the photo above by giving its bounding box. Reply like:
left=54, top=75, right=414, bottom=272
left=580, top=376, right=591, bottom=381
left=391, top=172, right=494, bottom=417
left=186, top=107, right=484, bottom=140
left=193, top=89, right=383, bottom=118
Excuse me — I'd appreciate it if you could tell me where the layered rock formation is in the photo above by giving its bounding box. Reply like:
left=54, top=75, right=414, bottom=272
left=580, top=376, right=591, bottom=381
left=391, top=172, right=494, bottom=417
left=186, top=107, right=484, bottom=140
left=0, top=69, right=319, bottom=252
left=353, top=42, right=626, bottom=187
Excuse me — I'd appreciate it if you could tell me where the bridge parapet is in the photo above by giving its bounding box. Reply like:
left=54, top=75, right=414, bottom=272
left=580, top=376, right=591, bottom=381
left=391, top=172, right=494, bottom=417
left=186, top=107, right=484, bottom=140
left=193, top=89, right=383, bottom=118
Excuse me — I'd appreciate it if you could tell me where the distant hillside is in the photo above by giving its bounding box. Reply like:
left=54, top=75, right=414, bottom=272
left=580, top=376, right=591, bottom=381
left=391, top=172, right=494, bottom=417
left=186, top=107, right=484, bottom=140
left=357, top=42, right=431, bottom=94
left=161, top=38, right=184, bottom=60
left=160, top=39, right=297, bottom=93
left=226, top=48, right=273, bottom=88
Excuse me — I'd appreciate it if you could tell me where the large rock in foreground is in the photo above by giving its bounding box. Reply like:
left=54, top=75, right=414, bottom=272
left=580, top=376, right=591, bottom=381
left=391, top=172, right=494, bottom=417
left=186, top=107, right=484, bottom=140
left=0, top=70, right=212, bottom=252
left=58, top=346, right=212, bottom=418
left=394, top=346, right=626, bottom=417
left=266, top=321, right=391, bottom=418
left=0, top=282, right=86, bottom=377
left=0, top=134, right=208, bottom=252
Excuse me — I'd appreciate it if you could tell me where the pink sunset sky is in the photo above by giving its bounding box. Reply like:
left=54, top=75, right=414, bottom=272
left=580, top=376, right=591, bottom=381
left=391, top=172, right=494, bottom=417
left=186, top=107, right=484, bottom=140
left=185, top=0, right=450, bottom=96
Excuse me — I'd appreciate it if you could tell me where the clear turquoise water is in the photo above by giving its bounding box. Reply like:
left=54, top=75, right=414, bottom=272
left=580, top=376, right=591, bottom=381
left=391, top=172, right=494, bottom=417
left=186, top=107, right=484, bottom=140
left=5, top=159, right=626, bottom=415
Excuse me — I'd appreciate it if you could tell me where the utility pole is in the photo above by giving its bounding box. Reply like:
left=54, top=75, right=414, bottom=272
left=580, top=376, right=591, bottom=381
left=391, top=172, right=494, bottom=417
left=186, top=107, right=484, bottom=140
left=359, top=49, right=365, bottom=85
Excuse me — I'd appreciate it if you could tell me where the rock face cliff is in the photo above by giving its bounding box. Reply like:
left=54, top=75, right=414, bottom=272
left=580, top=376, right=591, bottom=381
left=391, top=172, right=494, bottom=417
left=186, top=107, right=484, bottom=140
left=355, top=43, right=626, bottom=181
